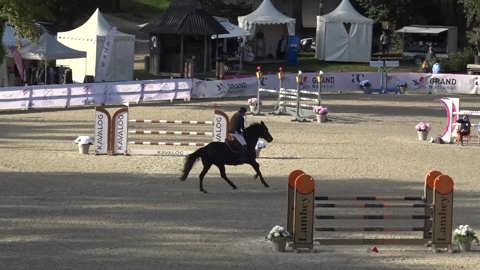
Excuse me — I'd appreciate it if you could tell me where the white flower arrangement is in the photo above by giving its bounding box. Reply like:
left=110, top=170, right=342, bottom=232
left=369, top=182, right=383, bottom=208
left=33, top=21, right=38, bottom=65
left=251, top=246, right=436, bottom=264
left=247, top=97, right=258, bottom=105
left=359, top=80, right=371, bottom=88
left=313, top=105, right=329, bottom=115
left=415, top=122, right=432, bottom=132
left=266, top=225, right=291, bottom=242
left=74, top=136, right=93, bottom=145
left=395, top=80, right=408, bottom=88
left=453, top=225, right=479, bottom=245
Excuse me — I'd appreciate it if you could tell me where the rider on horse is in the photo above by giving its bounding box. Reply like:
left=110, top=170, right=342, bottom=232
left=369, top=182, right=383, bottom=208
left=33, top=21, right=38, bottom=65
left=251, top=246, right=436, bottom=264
left=228, top=107, right=247, bottom=153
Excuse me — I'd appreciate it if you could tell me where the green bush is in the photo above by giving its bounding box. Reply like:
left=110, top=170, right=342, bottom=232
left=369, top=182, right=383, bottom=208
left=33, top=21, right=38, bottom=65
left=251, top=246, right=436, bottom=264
left=439, top=48, right=474, bottom=73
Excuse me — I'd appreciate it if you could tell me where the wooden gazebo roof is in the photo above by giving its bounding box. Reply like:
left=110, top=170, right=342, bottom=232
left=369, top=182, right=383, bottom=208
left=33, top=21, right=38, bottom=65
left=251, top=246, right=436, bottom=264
left=141, top=0, right=227, bottom=36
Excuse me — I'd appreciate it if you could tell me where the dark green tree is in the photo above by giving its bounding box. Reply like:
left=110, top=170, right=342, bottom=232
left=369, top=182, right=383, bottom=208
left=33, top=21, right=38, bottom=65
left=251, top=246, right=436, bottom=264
left=0, top=0, right=54, bottom=60
left=199, top=0, right=252, bottom=19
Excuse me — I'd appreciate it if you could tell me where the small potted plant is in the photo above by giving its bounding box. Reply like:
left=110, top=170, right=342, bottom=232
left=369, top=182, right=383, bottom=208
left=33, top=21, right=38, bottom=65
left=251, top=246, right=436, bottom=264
left=395, top=80, right=408, bottom=94
left=415, top=122, right=431, bottom=141
left=247, top=97, right=258, bottom=113
left=359, top=80, right=371, bottom=94
left=266, top=225, right=291, bottom=252
left=453, top=225, right=479, bottom=252
left=74, top=136, right=94, bottom=154
left=313, top=105, right=329, bottom=123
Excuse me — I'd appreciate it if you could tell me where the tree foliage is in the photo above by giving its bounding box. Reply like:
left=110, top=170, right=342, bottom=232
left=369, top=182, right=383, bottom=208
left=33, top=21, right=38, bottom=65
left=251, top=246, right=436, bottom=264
left=355, top=0, right=414, bottom=24
left=460, top=0, right=480, bottom=53
left=0, top=0, right=53, bottom=39
left=199, top=0, right=252, bottom=19
left=460, top=0, right=480, bottom=26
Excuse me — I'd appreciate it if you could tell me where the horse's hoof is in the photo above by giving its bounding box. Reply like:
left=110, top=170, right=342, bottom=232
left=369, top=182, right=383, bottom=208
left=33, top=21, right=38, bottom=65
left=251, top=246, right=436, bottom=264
left=232, top=186, right=238, bottom=190
left=263, top=184, right=270, bottom=188
left=179, top=177, right=186, bottom=181
left=201, top=189, right=208, bottom=194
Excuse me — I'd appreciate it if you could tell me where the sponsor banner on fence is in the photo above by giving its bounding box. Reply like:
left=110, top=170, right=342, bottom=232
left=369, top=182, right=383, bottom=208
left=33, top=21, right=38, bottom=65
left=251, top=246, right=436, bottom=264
left=0, top=79, right=192, bottom=111
left=2, top=72, right=480, bottom=111
left=388, top=73, right=480, bottom=94
left=192, top=72, right=382, bottom=98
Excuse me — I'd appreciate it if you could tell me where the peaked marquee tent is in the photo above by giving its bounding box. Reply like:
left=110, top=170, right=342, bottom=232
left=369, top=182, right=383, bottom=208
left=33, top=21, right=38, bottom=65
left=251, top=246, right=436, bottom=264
left=57, top=9, right=135, bottom=82
left=19, top=33, right=86, bottom=60
left=238, top=0, right=295, bottom=59
left=315, top=0, right=373, bottom=62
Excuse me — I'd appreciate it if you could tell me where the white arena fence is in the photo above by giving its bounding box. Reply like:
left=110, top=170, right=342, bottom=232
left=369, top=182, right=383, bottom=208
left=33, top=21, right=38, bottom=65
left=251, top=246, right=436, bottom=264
left=1, top=73, right=480, bottom=111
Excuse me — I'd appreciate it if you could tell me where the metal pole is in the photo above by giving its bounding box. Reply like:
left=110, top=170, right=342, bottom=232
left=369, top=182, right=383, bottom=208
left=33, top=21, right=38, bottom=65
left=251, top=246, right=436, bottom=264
left=276, top=67, right=285, bottom=114
left=255, top=66, right=262, bottom=115
left=180, top=35, right=184, bottom=76
left=295, top=71, right=302, bottom=121
left=44, top=60, right=47, bottom=84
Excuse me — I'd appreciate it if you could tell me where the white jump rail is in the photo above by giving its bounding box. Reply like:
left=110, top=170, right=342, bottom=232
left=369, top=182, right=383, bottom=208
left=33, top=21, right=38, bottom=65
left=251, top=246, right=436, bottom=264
left=94, top=107, right=229, bottom=156
left=440, top=97, right=480, bottom=143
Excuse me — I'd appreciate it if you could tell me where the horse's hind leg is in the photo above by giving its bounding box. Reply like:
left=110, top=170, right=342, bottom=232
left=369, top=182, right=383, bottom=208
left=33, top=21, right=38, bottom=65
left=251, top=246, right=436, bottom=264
left=216, top=164, right=237, bottom=190
left=249, top=161, right=269, bottom=188
left=199, top=160, right=212, bottom=193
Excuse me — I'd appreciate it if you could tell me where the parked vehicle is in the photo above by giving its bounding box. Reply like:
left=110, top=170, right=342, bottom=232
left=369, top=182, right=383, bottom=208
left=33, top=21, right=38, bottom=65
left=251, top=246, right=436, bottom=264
left=396, top=25, right=457, bottom=64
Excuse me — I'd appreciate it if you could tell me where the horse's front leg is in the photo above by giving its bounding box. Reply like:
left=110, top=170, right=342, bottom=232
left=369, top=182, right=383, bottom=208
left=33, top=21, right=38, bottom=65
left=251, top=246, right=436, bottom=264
left=217, top=164, right=238, bottom=190
left=249, top=161, right=269, bottom=188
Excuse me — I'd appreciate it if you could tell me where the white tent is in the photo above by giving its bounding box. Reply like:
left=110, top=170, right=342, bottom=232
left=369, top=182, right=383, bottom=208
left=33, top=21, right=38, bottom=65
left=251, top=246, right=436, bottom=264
left=315, top=0, right=373, bottom=62
left=56, top=9, right=135, bottom=82
left=212, top=17, right=251, bottom=39
left=19, top=33, right=86, bottom=60
left=238, top=0, right=295, bottom=59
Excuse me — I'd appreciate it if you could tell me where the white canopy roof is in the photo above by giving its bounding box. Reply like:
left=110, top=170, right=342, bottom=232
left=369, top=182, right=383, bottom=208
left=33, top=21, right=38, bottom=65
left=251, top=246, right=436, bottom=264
left=396, top=26, right=449, bottom=34
left=212, top=17, right=251, bottom=39
left=58, top=8, right=132, bottom=41
left=238, top=0, right=296, bottom=35
left=320, top=0, right=373, bottom=24
left=19, top=33, right=86, bottom=60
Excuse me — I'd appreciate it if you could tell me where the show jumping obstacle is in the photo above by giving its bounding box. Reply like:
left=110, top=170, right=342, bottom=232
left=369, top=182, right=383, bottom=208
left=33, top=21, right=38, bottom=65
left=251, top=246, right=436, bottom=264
left=253, top=67, right=324, bottom=122
left=287, top=170, right=454, bottom=252
left=440, top=97, right=480, bottom=143
left=94, top=107, right=229, bottom=156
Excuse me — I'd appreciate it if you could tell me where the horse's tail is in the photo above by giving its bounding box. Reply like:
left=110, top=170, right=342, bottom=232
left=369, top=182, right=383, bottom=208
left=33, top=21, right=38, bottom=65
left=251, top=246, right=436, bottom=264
left=180, top=147, right=204, bottom=181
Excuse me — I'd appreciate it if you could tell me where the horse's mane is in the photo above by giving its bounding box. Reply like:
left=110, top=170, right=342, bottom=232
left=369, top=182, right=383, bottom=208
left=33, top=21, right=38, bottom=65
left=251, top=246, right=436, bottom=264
left=247, top=122, right=263, bottom=129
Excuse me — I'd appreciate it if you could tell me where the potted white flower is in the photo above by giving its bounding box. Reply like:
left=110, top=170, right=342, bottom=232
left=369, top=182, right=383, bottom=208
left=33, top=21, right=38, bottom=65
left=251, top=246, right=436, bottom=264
left=74, top=136, right=94, bottom=154
left=313, top=105, right=328, bottom=123
left=359, top=80, right=371, bottom=94
left=395, top=81, right=408, bottom=94
left=247, top=97, right=258, bottom=113
left=415, top=122, right=432, bottom=140
left=453, top=225, right=479, bottom=252
left=266, top=225, right=291, bottom=252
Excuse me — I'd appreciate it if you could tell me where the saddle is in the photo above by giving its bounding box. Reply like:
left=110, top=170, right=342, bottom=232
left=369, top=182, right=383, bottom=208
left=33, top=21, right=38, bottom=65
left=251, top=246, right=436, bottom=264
left=225, top=135, right=248, bottom=159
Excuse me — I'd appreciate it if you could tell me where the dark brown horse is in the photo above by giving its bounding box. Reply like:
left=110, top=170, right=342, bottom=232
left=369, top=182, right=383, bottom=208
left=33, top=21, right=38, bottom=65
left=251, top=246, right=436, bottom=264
left=180, top=121, right=273, bottom=193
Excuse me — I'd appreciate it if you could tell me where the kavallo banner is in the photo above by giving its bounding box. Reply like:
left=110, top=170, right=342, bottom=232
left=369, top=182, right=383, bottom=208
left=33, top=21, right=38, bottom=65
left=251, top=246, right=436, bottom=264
left=112, top=108, right=129, bottom=155
left=94, top=108, right=111, bottom=155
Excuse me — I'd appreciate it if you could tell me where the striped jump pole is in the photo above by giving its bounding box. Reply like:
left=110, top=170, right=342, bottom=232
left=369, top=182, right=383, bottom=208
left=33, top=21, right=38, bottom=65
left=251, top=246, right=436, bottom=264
left=440, top=97, right=480, bottom=143
left=255, top=68, right=322, bottom=120
left=287, top=170, right=454, bottom=252
left=255, top=66, right=288, bottom=116
left=94, top=107, right=229, bottom=156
